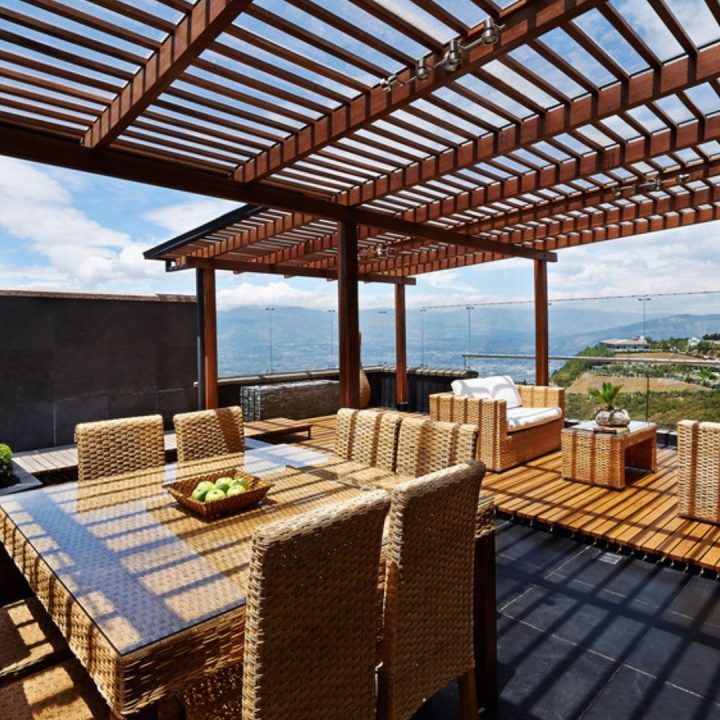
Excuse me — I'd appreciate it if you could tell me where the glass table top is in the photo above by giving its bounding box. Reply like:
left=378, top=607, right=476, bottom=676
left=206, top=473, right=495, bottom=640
left=0, top=442, right=346, bottom=657
left=568, top=420, right=655, bottom=434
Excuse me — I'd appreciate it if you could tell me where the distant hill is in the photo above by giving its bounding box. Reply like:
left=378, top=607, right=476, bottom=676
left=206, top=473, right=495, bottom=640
left=215, top=305, right=720, bottom=377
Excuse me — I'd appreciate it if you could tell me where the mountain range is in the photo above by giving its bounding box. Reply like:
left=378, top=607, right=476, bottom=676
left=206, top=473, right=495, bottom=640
left=216, top=306, right=720, bottom=379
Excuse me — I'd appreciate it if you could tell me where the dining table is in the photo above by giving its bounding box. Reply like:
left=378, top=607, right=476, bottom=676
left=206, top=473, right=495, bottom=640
left=0, top=440, right=497, bottom=717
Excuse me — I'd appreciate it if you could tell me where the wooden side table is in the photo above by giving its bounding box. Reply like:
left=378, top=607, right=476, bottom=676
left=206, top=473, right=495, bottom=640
left=561, top=421, right=657, bottom=489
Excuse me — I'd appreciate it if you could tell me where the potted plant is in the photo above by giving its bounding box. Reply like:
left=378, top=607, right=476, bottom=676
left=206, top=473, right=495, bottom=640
left=0, top=443, right=16, bottom=487
left=588, top=382, right=631, bottom=427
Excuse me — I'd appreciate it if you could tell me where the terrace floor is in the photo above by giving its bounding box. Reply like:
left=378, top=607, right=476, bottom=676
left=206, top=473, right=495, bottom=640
left=298, top=416, right=720, bottom=575
left=9, top=413, right=720, bottom=718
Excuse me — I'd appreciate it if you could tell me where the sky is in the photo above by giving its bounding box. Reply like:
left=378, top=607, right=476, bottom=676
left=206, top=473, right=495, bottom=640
left=1, top=154, right=719, bottom=315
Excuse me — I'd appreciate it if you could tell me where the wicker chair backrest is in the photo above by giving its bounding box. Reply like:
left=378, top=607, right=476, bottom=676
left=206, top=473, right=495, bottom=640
left=76, top=415, right=165, bottom=483
left=395, top=417, right=478, bottom=477
left=242, top=491, right=390, bottom=719
left=378, top=461, right=485, bottom=720
left=174, top=406, right=245, bottom=463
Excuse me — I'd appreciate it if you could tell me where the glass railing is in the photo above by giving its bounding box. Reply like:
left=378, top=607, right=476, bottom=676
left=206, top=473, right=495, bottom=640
left=462, top=353, right=720, bottom=432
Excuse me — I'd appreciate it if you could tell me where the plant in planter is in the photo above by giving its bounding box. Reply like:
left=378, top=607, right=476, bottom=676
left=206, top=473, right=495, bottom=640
left=0, top=443, right=16, bottom=487
left=588, top=382, right=631, bottom=427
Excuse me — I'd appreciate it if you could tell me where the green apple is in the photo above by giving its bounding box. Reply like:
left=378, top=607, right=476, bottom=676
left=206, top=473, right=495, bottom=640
left=214, top=477, right=233, bottom=493
left=226, top=484, right=247, bottom=497
left=205, top=487, right=227, bottom=502
left=191, top=480, right=214, bottom=501
left=231, top=476, right=248, bottom=488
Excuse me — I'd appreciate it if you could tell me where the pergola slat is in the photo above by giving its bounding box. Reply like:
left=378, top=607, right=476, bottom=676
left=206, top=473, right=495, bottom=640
left=83, top=0, right=255, bottom=148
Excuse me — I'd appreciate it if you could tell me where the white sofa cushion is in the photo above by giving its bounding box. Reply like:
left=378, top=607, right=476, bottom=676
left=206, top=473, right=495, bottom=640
left=506, top=406, right=562, bottom=433
left=451, top=375, right=522, bottom=409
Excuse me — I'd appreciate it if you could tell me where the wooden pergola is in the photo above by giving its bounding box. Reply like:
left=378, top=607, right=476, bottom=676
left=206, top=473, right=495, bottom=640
left=1, top=0, right=719, bottom=408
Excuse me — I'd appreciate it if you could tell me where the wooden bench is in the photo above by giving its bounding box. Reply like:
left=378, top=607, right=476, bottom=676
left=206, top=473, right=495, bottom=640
left=244, top=417, right=312, bottom=441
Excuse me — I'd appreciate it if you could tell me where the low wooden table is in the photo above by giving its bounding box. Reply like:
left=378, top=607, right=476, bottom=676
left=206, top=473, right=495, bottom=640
left=561, top=421, right=657, bottom=489
left=244, top=417, right=312, bottom=441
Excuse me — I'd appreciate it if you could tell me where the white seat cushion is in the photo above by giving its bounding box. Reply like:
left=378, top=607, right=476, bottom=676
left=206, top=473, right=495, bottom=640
left=451, top=375, right=522, bottom=409
left=506, top=406, right=562, bottom=433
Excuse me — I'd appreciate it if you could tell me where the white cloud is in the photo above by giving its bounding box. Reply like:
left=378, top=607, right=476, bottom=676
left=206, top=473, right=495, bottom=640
left=217, top=280, right=337, bottom=310
left=547, top=220, right=720, bottom=297
left=0, top=157, right=167, bottom=290
left=142, top=197, right=238, bottom=235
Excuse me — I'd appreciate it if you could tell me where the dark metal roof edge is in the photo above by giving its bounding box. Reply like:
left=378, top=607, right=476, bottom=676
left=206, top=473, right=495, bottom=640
left=143, top=204, right=266, bottom=260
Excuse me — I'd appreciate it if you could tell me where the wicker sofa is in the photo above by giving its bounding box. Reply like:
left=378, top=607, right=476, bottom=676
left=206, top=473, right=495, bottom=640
left=429, top=377, right=565, bottom=472
left=677, top=420, right=720, bottom=523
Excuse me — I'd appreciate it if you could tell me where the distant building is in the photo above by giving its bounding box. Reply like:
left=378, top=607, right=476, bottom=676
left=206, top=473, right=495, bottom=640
left=601, top=335, right=649, bottom=352
left=688, top=337, right=701, bottom=348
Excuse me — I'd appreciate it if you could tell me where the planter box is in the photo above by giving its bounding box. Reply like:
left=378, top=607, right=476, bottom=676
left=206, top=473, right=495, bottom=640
left=240, top=379, right=341, bottom=421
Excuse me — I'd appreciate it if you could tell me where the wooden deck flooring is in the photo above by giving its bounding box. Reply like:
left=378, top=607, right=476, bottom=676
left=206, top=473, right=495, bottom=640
left=14, top=412, right=720, bottom=573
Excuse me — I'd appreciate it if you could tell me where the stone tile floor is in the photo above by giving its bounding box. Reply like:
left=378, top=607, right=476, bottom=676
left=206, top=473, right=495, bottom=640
left=417, top=518, right=720, bottom=719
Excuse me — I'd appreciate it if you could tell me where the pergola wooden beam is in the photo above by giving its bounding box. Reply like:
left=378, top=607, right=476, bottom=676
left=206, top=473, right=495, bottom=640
left=334, top=42, right=720, bottom=207
left=354, top=184, right=720, bottom=275
left=83, top=0, right=255, bottom=149
left=234, top=0, right=602, bottom=184
left=250, top=117, right=720, bottom=267
left=180, top=255, right=416, bottom=285
left=0, top=124, right=554, bottom=264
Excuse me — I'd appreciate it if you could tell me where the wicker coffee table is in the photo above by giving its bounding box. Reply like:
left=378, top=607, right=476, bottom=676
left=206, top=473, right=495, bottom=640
left=561, top=420, right=657, bottom=489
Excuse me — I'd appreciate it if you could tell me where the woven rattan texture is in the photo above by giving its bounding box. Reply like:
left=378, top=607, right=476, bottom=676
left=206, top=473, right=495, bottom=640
left=76, top=414, right=165, bottom=483
left=394, top=417, right=478, bottom=478
left=181, top=491, right=390, bottom=720
left=334, top=408, right=401, bottom=470
left=429, top=387, right=564, bottom=472
left=678, top=420, right=720, bottom=522
left=378, top=462, right=485, bottom=720
left=174, top=406, right=245, bottom=462
left=0, top=463, right=375, bottom=716
left=0, top=597, right=68, bottom=684
left=0, top=658, right=109, bottom=720
left=561, top=424, right=657, bottom=489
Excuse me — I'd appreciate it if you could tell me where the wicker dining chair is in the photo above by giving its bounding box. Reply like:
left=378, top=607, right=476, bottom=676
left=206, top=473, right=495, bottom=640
left=334, top=408, right=401, bottom=471
left=180, top=490, right=391, bottom=720
left=75, top=414, right=165, bottom=483
left=378, top=461, right=485, bottom=720
left=174, top=406, right=245, bottom=463
left=677, top=420, right=720, bottom=523
left=394, top=416, right=479, bottom=478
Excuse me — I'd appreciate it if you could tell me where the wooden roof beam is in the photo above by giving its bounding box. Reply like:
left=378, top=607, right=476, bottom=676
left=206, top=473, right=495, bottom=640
left=0, top=124, right=554, bottom=264
left=234, top=0, right=603, bottom=184
left=83, top=0, right=254, bottom=149
left=180, top=256, right=416, bottom=284
left=357, top=184, right=720, bottom=275
left=333, top=43, right=720, bottom=207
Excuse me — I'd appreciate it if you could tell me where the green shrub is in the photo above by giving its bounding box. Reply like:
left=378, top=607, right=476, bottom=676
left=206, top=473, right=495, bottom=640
left=0, top=443, right=14, bottom=484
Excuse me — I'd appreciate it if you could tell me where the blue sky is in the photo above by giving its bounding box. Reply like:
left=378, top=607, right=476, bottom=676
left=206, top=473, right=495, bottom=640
left=1, top=154, right=720, bottom=314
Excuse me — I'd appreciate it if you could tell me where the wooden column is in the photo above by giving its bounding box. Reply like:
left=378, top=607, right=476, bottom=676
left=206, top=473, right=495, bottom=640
left=195, top=269, right=206, bottom=410
left=534, top=259, right=549, bottom=386
left=394, top=284, right=408, bottom=409
left=338, top=221, right=360, bottom=407
left=202, top=267, right=219, bottom=409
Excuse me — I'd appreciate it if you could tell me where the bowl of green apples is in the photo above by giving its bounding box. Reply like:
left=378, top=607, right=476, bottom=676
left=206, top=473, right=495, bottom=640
left=167, top=470, right=270, bottom=519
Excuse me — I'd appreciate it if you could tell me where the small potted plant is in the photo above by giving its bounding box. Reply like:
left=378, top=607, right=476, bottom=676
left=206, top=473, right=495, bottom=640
left=588, top=382, right=631, bottom=427
left=0, top=443, right=16, bottom=487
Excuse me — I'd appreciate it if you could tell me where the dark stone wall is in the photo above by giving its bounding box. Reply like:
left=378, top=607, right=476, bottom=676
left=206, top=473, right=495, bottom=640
left=0, top=292, right=197, bottom=451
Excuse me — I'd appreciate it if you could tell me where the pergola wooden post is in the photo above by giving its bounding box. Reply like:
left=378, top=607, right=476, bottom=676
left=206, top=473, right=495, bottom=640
left=338, top=221, right=360, bottom=407
left=534, top=259, right=549, bottom=386
left=394, top=284, right=409, bottom=410
left=200, top=267, right=219, bottom=409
